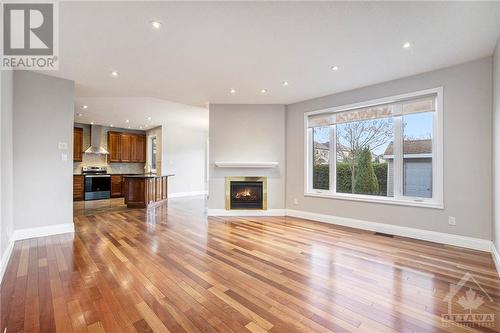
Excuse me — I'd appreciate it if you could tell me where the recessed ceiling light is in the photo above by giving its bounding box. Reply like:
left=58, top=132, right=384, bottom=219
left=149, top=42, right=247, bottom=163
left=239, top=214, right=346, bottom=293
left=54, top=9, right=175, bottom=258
left=331, top=65, right=339, bottom=71
left=82, top=105, right=88, bottom=109
left=139, top=126, right=143, bottom=129
left=90, top=122, right=94, bottom=125
left=127, top=126, right=131, bottom=129
left=125, top=119, right=129, bottom=123
left=230, top=88, right=236, bottom=94
left=283, top=81, right=289, bottom=86
left=111, top=71, right=119, bottom=77
left=150, top=21, right=162, bottom=30
left=76, top=112, right=83, bottom=117
left=110, top=124, right=114, bottom=127
left=260, top=89, right=267, bottom=94
left=403, top=42, right=412, bottom=49
left=147, top=117, right=152, bottom=121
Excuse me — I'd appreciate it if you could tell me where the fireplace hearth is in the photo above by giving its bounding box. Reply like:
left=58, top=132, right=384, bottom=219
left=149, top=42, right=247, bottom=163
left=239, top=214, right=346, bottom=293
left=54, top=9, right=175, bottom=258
left=225, top=177, right=267, bottom=210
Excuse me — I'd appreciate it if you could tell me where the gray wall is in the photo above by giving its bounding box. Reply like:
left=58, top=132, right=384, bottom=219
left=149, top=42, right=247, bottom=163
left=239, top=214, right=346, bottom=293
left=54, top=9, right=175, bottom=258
left=162, top=125, right=207, bottom=195
left=73, top=123, right=146, bottom=174
left=209, top=104, right=286, bottom=209
left=1, top=71, right=14, bottom=259
left=286, top=57, right=493, bottom=239
left=13, top=71, right=74, bottom=230
left=494, top=37, right=500, bottom=249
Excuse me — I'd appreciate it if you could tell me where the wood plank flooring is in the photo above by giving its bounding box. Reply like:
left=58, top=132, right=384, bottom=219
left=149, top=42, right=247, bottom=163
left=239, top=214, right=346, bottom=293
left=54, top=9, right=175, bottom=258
left=73, top=198, right=134, bottom=217
left=2, top=196, right=500, bottom=332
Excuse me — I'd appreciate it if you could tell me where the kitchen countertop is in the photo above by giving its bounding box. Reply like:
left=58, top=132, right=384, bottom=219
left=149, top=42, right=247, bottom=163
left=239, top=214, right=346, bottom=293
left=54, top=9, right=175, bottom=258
left=123, top=174, right=175, bottom=178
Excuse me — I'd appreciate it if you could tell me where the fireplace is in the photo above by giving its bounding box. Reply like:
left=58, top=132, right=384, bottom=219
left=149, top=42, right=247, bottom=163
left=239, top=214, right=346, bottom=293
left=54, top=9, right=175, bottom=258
left=225, top=177, right=267, bottom=210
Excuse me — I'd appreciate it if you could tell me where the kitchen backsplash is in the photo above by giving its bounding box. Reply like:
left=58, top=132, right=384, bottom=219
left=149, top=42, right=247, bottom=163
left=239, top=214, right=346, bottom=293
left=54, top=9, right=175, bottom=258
left=73, top=123, right=146, bottom=174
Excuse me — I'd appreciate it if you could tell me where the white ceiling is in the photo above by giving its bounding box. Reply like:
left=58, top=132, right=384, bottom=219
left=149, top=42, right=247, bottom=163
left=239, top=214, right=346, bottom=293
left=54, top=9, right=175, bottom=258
left=51, top=1, right=500, bottom=113
left=74, top=97, right=208, bottom=131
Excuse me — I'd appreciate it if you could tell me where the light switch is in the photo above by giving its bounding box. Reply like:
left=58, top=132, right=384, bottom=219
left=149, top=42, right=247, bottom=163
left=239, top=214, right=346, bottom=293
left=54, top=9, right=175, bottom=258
left=61, top=153, right=68, bottom=161
left=58, top=142, right=68, bottom=150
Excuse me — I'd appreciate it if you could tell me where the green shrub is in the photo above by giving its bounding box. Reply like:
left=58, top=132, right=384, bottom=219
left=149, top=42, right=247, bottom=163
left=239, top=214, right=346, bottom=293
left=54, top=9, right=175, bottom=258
left=354, top=148, right=379, bottom=195
left=336, top=162, right=352, bottom=193
left=373, top=163, right=388, bottom=196
left=314, top=159, right=388, bottom=196
left=313, top=164, right=329, bottom=190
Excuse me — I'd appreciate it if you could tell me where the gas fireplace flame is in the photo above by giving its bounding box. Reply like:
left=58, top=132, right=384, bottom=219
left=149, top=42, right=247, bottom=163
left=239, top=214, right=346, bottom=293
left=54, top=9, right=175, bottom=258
left=235, top=188, right=254, bottom=199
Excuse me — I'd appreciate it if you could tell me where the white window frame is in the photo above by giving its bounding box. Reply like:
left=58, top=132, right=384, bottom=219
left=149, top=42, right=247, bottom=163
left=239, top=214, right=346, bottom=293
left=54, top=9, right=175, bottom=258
left=304, top=87, right=443, bottom=209
left=147, top=135, right=158, bottom=173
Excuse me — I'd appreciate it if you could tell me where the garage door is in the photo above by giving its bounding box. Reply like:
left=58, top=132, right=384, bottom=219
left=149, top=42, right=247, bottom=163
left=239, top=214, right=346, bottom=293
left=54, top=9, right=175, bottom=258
left=404, top=160, right=432, bottom=198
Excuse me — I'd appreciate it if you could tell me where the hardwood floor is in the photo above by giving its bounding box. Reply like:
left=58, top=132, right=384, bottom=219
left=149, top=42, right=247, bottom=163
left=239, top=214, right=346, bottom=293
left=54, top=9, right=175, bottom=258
left=73, top=198, right=136, bottom=217
left=2, top=196, right=500, bottom=332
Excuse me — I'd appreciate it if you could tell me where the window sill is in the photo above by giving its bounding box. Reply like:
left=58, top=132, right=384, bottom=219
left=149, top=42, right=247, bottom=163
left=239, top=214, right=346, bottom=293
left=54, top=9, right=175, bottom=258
left=304, top=191, right=444, bottom=209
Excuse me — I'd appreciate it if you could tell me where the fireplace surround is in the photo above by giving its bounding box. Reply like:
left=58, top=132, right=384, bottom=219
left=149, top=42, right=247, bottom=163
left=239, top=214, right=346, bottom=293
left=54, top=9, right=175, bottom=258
left=225, top=176, right=267, bottom=210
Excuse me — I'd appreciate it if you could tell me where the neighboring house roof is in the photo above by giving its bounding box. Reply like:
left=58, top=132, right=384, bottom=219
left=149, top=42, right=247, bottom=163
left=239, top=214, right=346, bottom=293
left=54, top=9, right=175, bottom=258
left=314, top=141, right=329, bottom=150
left=314, top=142, right=352, bottom=152
left=384, top=139, right=432, bottom=156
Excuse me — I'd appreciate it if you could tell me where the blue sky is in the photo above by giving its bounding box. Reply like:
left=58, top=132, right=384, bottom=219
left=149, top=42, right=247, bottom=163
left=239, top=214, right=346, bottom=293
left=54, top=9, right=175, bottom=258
left=403, top=112, right=433, bottom=139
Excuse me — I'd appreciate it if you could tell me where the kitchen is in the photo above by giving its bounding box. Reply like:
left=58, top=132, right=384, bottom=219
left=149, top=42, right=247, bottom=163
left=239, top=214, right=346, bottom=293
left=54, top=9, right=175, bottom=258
left=73, top=122, right=172, bottom=215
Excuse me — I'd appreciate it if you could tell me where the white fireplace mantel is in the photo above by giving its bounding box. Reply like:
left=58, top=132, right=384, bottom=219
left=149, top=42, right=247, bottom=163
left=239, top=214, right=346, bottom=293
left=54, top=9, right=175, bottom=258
left=215, top=161, right=279, bottom=168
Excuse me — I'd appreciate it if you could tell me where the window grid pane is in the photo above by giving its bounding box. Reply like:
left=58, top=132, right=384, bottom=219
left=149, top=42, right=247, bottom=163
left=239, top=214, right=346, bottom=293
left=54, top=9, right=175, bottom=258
left=335, top=118, right=393, bottom=197
left=312, top=126, right=330, bottom=190
left=402, top=112, right=433, bottom=198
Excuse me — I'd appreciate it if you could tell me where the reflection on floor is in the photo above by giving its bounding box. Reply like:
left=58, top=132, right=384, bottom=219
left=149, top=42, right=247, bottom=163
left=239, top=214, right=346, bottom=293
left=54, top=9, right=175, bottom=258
left=2, top=196, right=500, bottom=332
left=73, top=198, right=134, bottom=217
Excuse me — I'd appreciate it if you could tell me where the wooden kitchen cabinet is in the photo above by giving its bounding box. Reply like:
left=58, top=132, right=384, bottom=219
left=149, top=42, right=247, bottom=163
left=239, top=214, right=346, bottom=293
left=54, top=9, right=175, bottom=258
left=73, top=175, right=84, bottom=201
left=122, top=176, right=128, bottom=199
left=138, top=134, right=146, bottom=162
left=123, top=175, right=171, bottom=208
left=111, top=175, right=123, bottom=197
left=130, top=134, right=139, bottom=162
left=130, top=134, right=146, bottom=163
left=155, top=177, right=162, bottom=201
left=107, top=131, right=146, bottom=164
left=120, top=133, right=131, bottom=162
left=73, top=127, right=83, bottom=161
left=108, top=131, right=121, bottom=162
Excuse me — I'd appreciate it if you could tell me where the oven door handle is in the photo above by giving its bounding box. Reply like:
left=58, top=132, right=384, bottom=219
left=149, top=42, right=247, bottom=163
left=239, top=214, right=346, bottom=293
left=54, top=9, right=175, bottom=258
left=84, top=175, right=111, bottom=178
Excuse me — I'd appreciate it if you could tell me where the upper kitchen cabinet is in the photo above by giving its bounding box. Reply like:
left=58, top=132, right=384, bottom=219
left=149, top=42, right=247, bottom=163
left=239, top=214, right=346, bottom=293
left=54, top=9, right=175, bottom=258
left=138, top=134, right=146, bottom=162
left=73, top=127, right=83, bottom=161
left=120, top=133, right=132, bottom=162
left=108, top=131, right=121, bottom=162
left=107, top=131, right=145, bottom=163
left=130, top=134, right=146, bottom=162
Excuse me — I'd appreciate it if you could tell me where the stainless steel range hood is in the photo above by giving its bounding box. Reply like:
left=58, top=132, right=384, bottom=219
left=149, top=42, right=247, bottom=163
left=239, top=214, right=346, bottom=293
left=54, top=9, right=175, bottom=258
left=84, top=125, right=109, bottom=155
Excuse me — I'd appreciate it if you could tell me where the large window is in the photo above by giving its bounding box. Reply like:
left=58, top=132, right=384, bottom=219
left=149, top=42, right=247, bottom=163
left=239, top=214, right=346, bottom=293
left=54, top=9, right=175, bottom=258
left=306, top=88, right=442, bottom=208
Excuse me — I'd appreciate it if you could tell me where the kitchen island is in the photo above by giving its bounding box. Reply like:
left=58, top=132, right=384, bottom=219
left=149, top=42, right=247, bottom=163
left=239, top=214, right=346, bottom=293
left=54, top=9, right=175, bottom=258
left=123, top=174, right=174, bottom=208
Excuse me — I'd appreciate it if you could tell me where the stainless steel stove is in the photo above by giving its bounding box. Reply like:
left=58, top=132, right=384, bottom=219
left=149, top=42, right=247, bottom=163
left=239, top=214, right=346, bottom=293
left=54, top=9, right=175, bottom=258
left=82, top=166, right=111, bottom=200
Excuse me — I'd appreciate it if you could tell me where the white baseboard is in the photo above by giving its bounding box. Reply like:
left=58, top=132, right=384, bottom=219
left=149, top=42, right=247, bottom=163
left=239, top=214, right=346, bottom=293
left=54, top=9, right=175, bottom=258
left=0, top=239, right=14, bottom=284
left=12, top=223, right=75, bottom=241
left=285, top=209, right=492, bottom=252
left=207, top=209, right=286, bottom=217
left=491, top=243, right=500, bottom=277
left=169, top=191, right=208, bottom=198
